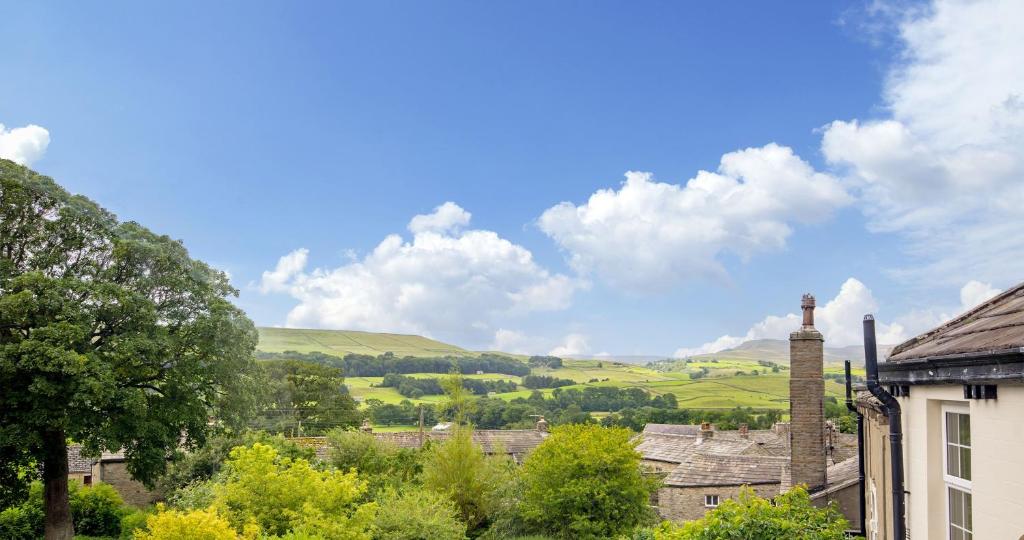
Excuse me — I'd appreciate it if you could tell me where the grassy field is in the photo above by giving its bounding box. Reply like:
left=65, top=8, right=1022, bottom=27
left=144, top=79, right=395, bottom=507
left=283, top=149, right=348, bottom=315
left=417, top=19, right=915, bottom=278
left=343, top=358, right=858, bottom=410
left=257, top=327, right=472, bottom=357
left=255, top=328, right=863, bottom=411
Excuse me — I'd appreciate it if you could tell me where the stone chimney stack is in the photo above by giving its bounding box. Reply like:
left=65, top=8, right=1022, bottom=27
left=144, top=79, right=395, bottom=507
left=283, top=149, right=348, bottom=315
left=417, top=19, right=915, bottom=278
left=789, top=293, right=827, bottom=491
left=535, top=416, right=549, bottom=433
left=699, top=422, right=714, bottom=440
left=739, top=423, right=749, bottom=439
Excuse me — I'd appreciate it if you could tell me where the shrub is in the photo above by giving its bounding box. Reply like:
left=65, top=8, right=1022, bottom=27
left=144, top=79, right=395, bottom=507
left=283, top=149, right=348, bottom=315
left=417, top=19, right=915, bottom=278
left=71, top=482, right=128, bottom=537
left=652, top=486, right=852, bottom=540
left=134, top=508, right=239, bottom=540
left=420, top=427, right=512, bottom=533
left=372, top=487, right=467, bottom=540
left=520, top=425, right=656, bottom=539
left=0, top=504, right=44, bottom=540
left=326, top=430, right=420, bottom=495
left=120, top=508, right=152, bottom=539
left=212, top=443, right=377, bottom=539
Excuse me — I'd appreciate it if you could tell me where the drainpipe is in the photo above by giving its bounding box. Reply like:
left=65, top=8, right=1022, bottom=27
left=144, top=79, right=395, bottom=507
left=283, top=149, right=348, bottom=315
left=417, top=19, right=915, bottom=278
left=845, top=360, right=866, bottom=536
left=863, top=315, right=906, bottom=540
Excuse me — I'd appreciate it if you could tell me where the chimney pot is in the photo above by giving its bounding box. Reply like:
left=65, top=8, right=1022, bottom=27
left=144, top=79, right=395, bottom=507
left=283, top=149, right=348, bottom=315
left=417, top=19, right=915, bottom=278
left=535, top=416, right=549, bottom=433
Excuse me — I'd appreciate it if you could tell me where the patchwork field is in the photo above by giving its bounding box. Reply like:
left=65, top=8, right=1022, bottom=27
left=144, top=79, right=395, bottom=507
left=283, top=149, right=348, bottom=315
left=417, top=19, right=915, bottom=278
left=257, top=328, right=863, bottom=412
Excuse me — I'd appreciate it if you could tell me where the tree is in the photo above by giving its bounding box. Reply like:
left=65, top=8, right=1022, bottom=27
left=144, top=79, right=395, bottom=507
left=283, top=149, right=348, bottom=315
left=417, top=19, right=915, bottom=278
left=259, top=359, right=360, bottom=435
left=652, top=486, right=852, bottom=540
left=420, top=427, right=511, bottom=533
left=520, top=424, right=655, bottom=539
left=0, top=160, right=262, bottom=538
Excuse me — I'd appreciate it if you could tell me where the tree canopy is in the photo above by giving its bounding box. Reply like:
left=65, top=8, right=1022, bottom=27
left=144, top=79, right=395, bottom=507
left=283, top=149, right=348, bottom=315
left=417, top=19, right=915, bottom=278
left=519, top=424, right=656, bottom=539
left=0, top=159, right=261, bottom=538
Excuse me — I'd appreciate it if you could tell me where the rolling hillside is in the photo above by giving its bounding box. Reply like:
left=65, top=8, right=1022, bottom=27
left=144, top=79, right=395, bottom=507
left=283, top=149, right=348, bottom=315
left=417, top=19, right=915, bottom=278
left=255, top=328, right=864, bottom=412
left=257, top=327, right=472, bottom=357
left=689, top=338, right=895, bottom=366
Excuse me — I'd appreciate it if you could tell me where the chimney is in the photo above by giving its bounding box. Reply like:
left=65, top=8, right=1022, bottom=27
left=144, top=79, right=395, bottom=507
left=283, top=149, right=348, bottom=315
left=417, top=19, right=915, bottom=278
left=535, top=416, right=549, bottom=433
left=699, top=422, right=714, bottom=440
left=739, top=423, right=749, bottom=439
left=360, top=419, right=373, bottom=433
left=789, top=293, right=827, bottom=491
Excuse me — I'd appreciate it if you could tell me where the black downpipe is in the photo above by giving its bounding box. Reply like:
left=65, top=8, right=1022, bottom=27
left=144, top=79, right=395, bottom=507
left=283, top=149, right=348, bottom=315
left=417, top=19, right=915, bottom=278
left=845, top=360, right=866, bottom=536
left=863, top=315, right=906, bottom=540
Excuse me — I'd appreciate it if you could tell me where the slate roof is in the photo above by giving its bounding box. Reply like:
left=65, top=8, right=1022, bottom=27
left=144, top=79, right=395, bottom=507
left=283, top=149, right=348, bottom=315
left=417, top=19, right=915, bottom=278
left=67, top=445, right=97, bottom=473
left=888, top=281, right=1024, bottom=363
left=639, top=424, right=857, bottom=490
left=664, top=453, right=788, bottom=487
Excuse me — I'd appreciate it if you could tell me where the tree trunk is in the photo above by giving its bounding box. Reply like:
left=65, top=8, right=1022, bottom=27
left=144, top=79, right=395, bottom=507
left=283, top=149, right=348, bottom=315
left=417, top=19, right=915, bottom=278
left=42, top=429, right=74, bottom=540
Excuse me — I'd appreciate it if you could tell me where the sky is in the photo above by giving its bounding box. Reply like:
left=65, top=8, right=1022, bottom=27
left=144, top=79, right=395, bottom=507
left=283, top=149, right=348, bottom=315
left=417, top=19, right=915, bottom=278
left=2, top=0, right=1022, bottom=357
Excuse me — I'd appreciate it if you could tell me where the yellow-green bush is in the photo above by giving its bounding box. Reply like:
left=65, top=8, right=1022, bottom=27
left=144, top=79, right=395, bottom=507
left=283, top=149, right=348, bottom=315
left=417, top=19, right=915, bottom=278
left=134, top=508, right=239, bottom=540
left=211, top=443, right=376, bottom=539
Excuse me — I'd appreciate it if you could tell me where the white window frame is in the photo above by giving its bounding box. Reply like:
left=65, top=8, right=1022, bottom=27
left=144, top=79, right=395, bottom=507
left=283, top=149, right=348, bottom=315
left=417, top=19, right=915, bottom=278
left=942, top=404, right=972, bottom=540
left=704, top=494, right=720, bottom=508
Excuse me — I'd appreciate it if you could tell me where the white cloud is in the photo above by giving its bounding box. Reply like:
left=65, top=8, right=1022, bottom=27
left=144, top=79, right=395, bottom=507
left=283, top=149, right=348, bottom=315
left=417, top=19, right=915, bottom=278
left=538, top=144, right=850, bottom=290
left=489, top=329, right=533, bottom=355
left=549, top=333, right=590, bottom=357
left=259, top=248, right=309, bottom=293
left=823, top=0, right=1024, bottom=285
left=259, top=203, right=579, bottom=346
left=674, top=278, right=906, bottom=356
left=0, top=123, right=50, bottom=166
left=408, top=202, right=471, bottom=234
left=675, top=278, right=1005, bottom=357
left=960, top=280, right=1001, bottom=311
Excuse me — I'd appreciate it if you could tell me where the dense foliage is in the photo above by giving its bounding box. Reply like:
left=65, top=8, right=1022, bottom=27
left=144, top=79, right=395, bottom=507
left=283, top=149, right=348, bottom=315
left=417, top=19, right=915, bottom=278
left=256, top=350, right=531, bottom=377
left=520, top=375, right=575, bottom=389
left=651, top=486, right=852, bottom=540
left=380, top=373, right=517, bottom=398
left=256, top=359, right=360, bottom=435
left=0, top=159, right=261, bottom=537
left=520, top=424, right=656, bottom=539
left=0, top=481, right=130, bottom=540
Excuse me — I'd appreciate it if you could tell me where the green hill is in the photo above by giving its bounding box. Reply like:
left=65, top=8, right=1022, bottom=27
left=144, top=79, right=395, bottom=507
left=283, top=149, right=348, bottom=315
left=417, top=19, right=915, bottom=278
left=256, top=327, right=472, bottom=357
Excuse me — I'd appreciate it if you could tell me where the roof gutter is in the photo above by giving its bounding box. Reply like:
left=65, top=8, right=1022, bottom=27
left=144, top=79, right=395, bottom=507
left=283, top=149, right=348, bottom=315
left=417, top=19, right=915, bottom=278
left=864, top=315, right=906, bottom=540
left=845, top=360, right=866, bottom=537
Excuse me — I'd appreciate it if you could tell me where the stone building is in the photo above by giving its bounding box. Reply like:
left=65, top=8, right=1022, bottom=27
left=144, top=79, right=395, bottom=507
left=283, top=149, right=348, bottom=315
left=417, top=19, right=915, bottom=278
left=638, top=294, right=862, bottom=529
left=857, top=281, right=1024, bottom=539
left=65, top=446, right=162, bottom=507
left=638, top=422, right=858, bottom=522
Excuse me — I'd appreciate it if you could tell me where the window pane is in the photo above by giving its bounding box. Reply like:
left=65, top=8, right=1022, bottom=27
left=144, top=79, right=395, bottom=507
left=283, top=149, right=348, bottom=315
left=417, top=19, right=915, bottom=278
left=960, top=447, right=972, bottom=481
left=959, top=414, right=971, bottom=446
left=964, top=491, right=973, bottom=531
left=947, top=412, right=958, bottom=443
left=951, top=528, right=964, bottom=540
left=947, top=444, right=960, bottom=477
left=949, top=488, right=964, bottom=526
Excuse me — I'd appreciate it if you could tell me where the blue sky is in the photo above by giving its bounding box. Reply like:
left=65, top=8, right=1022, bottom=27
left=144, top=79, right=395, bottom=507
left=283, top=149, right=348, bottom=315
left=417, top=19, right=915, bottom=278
left=3, top=0, right=1022, bottom=356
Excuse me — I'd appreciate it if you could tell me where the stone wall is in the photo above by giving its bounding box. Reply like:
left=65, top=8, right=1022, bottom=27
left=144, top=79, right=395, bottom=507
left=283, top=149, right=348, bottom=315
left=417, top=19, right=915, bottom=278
left=97, top=461, right=161, bottom=507
left=656, top=483, right=779, bottom=522
left=812, top=481, right=862, bottom=531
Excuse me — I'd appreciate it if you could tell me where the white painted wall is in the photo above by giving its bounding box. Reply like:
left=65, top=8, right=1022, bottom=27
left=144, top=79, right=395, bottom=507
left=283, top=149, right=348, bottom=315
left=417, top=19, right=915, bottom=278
left=898, top=384, right=1024, bottom=539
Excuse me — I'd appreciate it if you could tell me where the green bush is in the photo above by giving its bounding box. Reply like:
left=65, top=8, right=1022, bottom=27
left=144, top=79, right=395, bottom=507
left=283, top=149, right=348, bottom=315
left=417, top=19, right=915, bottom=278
left=120, top=508, right=152, bottom=539
left=372, top=487, right=467, bottom=540
left=652, top=486, right=853, bottom=540
left=0, top=504, right=44, bottom=540
left=71, top=482, right=128, bottom=537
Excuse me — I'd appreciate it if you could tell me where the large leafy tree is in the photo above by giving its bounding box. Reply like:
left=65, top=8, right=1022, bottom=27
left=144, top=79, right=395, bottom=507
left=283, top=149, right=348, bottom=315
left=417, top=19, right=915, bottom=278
left=0, top=160, right=261, bottom=539
left=520, top=424, right=656, bottom=539
left=258, top=359, right=360, bottom=435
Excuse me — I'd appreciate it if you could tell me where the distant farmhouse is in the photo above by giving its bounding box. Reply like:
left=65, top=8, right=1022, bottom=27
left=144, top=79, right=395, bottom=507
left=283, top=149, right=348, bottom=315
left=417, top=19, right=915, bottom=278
left=857, top=282, right=1024, bottom=539
left=637, top=295, right=863, bottom=529
left=64, top=446, right=162, bottom=507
